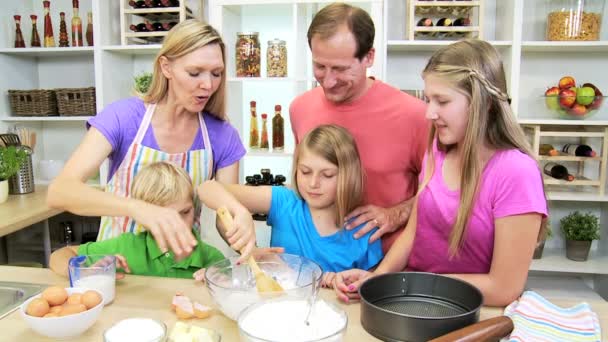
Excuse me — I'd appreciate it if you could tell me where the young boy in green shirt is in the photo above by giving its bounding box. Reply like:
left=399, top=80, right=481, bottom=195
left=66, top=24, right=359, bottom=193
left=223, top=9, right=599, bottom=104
left=49, top=161, right=225, bottom=279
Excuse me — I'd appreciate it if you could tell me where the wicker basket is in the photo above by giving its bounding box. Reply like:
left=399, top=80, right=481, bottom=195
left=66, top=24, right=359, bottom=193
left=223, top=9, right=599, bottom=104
left=55, top=87, right=96, bottom=116
left=8, top=89, right=58, bottom=116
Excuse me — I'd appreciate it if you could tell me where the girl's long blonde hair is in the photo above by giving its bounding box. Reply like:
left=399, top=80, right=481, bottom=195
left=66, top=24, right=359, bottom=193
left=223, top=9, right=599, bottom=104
left=422, top=39, right=547, bottom=256
left=141, top=19, right=227, bottom=120
left=291, top=125, right=364, bottom=227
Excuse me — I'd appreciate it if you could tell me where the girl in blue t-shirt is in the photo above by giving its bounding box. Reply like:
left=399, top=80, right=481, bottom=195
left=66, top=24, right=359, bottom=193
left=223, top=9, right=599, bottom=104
left=198, top=124, right=383, bottom=287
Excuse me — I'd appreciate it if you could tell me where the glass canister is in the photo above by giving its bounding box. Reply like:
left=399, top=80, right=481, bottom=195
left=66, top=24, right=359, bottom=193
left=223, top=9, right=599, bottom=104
left=267, top=39, right=287, bottom=77
left=545, top=0, right=604, bottom=41
left=236, top=32, right=261, bottom=77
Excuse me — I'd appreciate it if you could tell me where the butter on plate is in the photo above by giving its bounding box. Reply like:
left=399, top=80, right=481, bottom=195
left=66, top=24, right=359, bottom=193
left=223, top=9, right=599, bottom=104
left=169, top=321, right=220, bottom=342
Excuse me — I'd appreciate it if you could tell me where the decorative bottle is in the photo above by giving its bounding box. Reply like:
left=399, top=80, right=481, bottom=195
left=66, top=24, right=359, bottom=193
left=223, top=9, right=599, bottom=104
left=86, top=12, right=93, bottom=46
left=543, top=162, right=574, bottom=181
left=272, top=105, right=284, bottom=151
left=43, top=1, right=55, bottom=47
left=58, top=12, right=69, bottom=47
left=30, top=15, right=42, bottom=47
left=71, top=0, right=84, bottom=47
left=13, top=15, right=26, bottom=48
left=260, top=113, right=269, bottom=151
left=248, top=101, right=259, bottom=149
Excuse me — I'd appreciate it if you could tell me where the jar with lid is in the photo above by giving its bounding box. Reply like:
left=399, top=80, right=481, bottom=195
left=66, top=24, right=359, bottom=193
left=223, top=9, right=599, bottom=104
left=236, top=32, right=261, bottom=77
left=545, top=0, right=604, bottom=41
left=267, top=39, right=287, bottom=77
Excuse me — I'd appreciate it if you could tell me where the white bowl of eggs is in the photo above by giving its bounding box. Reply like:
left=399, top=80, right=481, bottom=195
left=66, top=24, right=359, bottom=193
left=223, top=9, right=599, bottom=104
left=20, top=286, right=104, bottom=339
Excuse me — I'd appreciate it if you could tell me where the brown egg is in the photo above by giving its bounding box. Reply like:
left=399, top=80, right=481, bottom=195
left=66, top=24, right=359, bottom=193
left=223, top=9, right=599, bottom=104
left=67, top=293, right=83, bottom=305
left=81, top=290, right=102, bottom=309
left=26, top=298, right=50, bottom=317
left=49, top=305, right=63, bottom=314
left=42, top=286, right=68, bottom=306
left=59, top=303, right=87, bottom=316
left=43, top=313, right=59, bottom=318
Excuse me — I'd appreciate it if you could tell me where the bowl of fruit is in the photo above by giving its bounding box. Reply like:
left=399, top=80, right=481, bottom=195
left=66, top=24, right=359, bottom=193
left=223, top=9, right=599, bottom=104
left=544, top=76, right=605, bottom=120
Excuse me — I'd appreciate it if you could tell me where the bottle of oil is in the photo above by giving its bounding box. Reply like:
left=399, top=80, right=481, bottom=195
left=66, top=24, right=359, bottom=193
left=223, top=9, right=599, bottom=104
left=272, top=105, right=284, bottom=151
left=260, top=113, right=269, bottom=151
left=248, top=101, right=259, bottom=149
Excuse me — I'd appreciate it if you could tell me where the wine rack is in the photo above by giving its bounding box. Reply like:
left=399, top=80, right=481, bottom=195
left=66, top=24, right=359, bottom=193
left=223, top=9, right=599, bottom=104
left=119, top=0, right=203, bottom=45
left=524, top=124, right=608, bottom=196
left=406, top=0, right=484, bottom=40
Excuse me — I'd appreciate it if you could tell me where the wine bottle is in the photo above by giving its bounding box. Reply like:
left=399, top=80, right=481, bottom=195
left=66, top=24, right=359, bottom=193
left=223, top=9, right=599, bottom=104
left=416, top=18, right=433, bottom=28
left=539, top=144, right=558, bottom=156
left=562, top=144, right=597, bottom=157
left=144, top=0, right=162, bottom=8
left=453, top=17, right=471, bottom=26
left=130, top=23, right=149, bottom=32
left=436, top=18, right=452, bottom=27
left=543, top=162, right=574, bottom=181
left=160, top=0, right=179, bottom=7
left=129, top=0, right=147, bottom=8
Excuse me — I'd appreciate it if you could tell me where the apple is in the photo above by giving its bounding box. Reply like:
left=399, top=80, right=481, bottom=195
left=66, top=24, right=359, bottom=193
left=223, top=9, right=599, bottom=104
left=545, top=86, right=560, bottom=110
left=559, top=76, right=576, bottom=90
left=582, top=82, right=604, bottom=110
left=569, top=103, right=588, bottom=116
left=576, top=86, right=595, bottom=106
left=559, top=88, right=576, bottom=108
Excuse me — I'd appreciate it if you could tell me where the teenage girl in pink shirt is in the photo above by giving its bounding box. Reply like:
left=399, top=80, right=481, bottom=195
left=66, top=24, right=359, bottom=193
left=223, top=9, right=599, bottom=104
left=333, top=39, right=548, bottom=306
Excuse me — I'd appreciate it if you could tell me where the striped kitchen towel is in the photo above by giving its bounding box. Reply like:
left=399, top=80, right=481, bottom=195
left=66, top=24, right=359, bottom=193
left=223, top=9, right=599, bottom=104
left=503, top=291, right=601, bottom=342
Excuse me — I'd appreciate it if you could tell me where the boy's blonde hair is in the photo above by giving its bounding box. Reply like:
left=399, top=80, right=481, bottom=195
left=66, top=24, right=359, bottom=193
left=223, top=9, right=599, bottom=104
left=131, top=162, right=193, bottom=206
left=141, top=19, right=227, bottom=120
left=291, top=124, right=364, bottom=227
left=421, top=39, right=547, bottom=256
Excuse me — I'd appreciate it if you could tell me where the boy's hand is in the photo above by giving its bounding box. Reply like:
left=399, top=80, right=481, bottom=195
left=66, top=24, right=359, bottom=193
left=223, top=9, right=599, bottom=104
left=114, top=254, right=131, bottom=280
left=193, top=268, right=206, bottom=282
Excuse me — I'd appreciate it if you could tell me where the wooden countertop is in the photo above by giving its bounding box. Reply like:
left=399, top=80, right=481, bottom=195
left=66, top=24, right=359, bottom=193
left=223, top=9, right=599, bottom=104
left=0, top=186, right=61, bottom=238
left=0, top=266, right=606, bottom=341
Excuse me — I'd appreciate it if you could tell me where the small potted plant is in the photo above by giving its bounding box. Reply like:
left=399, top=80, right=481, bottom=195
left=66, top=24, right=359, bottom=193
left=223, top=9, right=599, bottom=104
left=560, top=211, right=600, bottom=261
left=133, top=71, right=153, bottom=95
left=0, top=146, right=28, bottom=203
left=533, top=224, right=552, bottom=259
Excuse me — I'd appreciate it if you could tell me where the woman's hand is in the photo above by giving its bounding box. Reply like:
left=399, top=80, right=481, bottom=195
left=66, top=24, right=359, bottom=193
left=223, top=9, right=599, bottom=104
left=333, top=269, right=373, bottom=302
left=193, top=268, right=206, bottom=282
left=131, top=200, right=197, bottom=260
left=225, top=209, right=257, bottom=263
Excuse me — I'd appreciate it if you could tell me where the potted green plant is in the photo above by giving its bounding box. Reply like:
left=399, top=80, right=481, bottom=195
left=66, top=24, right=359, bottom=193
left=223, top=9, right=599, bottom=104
left=533, top=224, right=553, bottom=259
left=560, top=211, right=600, bottom=261
left=0, top=146, right=28, bottom=203
left=133, top=72, right=153, bottom=95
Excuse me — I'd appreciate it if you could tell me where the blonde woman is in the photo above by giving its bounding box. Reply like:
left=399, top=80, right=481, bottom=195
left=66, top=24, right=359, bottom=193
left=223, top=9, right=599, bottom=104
left=48, top=20, right=255, bottom=261
left=198, top=125, right=383, bottom=286
left=50, top=162, right=225, bottom=279
left=334, top=39, right=548, bottom=306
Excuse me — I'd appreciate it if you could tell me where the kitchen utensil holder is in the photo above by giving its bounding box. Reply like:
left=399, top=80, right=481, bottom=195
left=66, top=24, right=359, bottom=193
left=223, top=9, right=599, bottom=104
left=9, top=146, right=35, bottom=194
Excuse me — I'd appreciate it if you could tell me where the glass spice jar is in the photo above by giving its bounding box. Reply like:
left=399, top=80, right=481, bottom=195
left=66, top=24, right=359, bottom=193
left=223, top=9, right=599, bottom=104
left=236, top=32, right=261, bottom=77
left=267, top=39, right=287, bottom=77
left=545, top=0, right=604, bottom=41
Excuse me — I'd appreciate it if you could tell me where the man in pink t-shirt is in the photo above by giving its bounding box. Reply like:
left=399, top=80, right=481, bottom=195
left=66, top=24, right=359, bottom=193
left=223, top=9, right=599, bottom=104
left=290, top=3, right=428, bottom=253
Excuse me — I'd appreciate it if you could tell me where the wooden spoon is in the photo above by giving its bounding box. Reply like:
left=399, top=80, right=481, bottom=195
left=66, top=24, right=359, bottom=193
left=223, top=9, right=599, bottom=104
left=216, top=207, right=284, bottom=293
